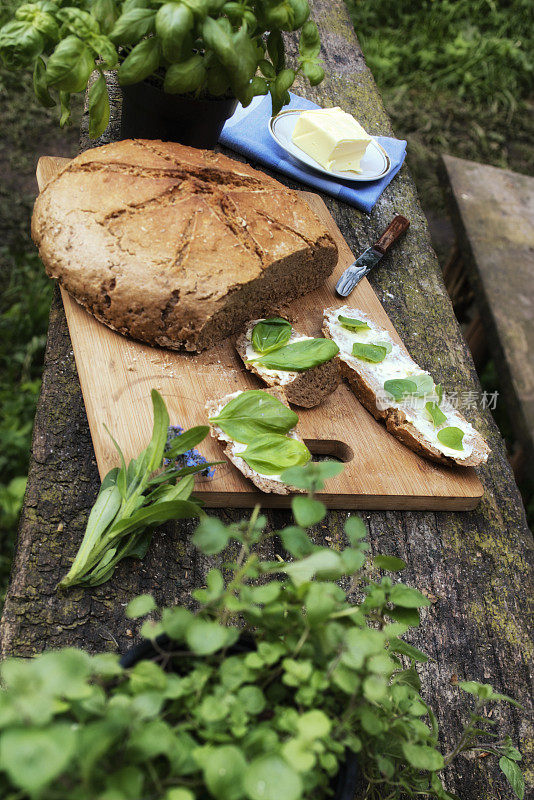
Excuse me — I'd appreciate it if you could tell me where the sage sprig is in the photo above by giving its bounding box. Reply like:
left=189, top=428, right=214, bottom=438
left=59, top=390, right=211, bottom=589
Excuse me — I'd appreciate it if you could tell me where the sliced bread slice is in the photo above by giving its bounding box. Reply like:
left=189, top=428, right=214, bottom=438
left=323, top=306, right=490, bottom=467
left=236, top=320, right=340, bottom=408
left=206, top=388, right=308, bottom=494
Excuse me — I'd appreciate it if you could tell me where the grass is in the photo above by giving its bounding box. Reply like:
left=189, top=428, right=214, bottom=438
left=0, top=0, right=532, bottom=598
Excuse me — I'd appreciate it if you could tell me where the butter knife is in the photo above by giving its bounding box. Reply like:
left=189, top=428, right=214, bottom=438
left=335, top=215, right=410, bottom=297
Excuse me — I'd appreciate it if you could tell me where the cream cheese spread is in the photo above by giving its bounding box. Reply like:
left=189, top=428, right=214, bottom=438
left=324, top=307, right=477, bottom=460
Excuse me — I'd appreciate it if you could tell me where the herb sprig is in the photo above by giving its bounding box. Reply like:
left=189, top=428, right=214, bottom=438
left=59, top=389, right=214, bottom=589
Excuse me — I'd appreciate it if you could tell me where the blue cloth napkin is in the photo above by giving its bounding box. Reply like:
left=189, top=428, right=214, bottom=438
left=219, top=92, right=407, bottom=214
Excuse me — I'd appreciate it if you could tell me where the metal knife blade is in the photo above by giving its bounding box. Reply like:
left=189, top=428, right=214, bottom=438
left=335, top=214, right=410, bottom=297
left=335, top=247, right=384, bottom=297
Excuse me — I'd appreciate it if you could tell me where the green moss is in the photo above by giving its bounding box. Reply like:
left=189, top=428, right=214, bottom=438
left=470, top=597, right=533, bottom=661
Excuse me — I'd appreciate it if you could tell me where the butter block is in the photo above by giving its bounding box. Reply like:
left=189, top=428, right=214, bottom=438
left=291, top=107, right=372, bottom=173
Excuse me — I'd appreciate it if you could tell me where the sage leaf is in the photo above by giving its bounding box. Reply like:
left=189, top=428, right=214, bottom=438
left=425, top=401, right=447, bottom=428
left=383, top=378, right=417, bottom=402
left=240, top=434, right=310, bottom=475
left=249, top=338, right=339, bottom=371
left=351, top=342, right=387, bottom=363
left=499, top=757, right=525, bottom=799
left=46, top=36, right=95, bottom=93
left=88, top=71, right=110, bottom=139
left=437, top=426, right=464, bottom=451
left=209, top=390, right=298, bottom=443
left=338, top=314, right=370, bottom=331
left=251, top=318, right=292, bottom=355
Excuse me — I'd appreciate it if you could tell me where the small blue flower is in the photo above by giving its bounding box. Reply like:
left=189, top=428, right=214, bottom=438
left=165, top=425, right=215, bottom=478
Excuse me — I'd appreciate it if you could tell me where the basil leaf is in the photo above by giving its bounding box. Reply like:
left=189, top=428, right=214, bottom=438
left=436, top=426, right=465, bottom=451
left=33, top=57, right=55, bottom=108
left=351, top=343, right=387, bottom=363
left=164, top=54, right=206, bottom=94
left=425, top=401, right=447, bottom=428
left=209, top=390, right=298, bottom=443
left=0, top=20, right=44, bottom=68
left=156, top=2, right=193, bottom=62
left=92, top=0, right=119, bottom=35
left=384, top=378, right=418, bottom=402
left=249, top=339, right=339, bottom=372
left=118, top=36, right=160, bottom=85
left=46, top=36, right=95, bottom=93
left=251, top=318, right=292, bottom=355
left=88, top=71, right=110, bottom=139
left=109, top=7, right=156, bottom=45
left=240, top=434, right=310, bottom=475
left=410, top=373, right=434, bottom=398
left=435, top=383, right=444, bottom=404
left=338, top=314, right=370, bottom=331
left=374, top=340, right=392, bottom=354
left=59, top=90, right=71, bottom=127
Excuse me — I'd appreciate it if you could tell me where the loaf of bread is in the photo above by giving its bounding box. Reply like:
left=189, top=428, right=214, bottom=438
left=31, top=140, right=338, bottom=351
left=236, top=320, right=340, bottom=408
left=323, top=306, right=490, bottom=467
left=206, top=388, right=308, bottom=494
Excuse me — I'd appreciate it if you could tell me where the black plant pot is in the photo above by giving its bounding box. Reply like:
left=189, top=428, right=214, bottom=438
left=120, top=80, right=238, bottom=147
left=120, top=635, right=362, bottom=800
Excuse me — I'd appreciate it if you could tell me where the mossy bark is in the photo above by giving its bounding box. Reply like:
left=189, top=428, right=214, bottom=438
left=1, top=1, right=532, bottom=796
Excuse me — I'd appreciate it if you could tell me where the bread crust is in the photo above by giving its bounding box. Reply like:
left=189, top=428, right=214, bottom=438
left=206, top=388, right=307, bottom=494
left=32, top=139, right=338, bottom=352
left=322, top=317, right=490, bottom=468
left=235, top=327, right=340, bottom=408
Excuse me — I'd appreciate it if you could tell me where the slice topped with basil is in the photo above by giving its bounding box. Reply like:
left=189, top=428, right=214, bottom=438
left=248, top=338, right=339, bottom=372
left=251, top=318, right=292, bottom=355
left=208, top=390, right=298, bottom=443
left=338, top=314, right=370, bottom=332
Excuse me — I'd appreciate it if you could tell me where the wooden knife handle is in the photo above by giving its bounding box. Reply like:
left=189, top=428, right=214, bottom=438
left=373, top=215, right=410, bottom=254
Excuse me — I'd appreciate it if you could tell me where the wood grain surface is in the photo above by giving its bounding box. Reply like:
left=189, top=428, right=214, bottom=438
left=36, top=155, right=482, bottom=510
left=2, top=2, right=532, bottom=797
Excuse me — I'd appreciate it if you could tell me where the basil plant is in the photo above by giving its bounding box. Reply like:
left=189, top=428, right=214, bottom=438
left=0, top=0, right=325, bottom=139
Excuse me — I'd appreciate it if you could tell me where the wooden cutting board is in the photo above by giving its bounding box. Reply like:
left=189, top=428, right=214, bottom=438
left=36, top=156, right=483, bottom=510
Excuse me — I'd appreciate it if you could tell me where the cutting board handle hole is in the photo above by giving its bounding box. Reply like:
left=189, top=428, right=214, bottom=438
left=304, top=439, right=354, bottom=464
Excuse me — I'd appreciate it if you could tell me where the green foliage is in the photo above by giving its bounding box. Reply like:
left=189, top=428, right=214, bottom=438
left=0, top=248, right=53, bottom=595
left=59, top=390, right=211, bottom=589
left=347, top=0, right=533, bottom=110
left=208, top=390, right=298, bottom=443
left=0, top=0, right=326, bottom=138
left=0, top=461, right=523, bottom=798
